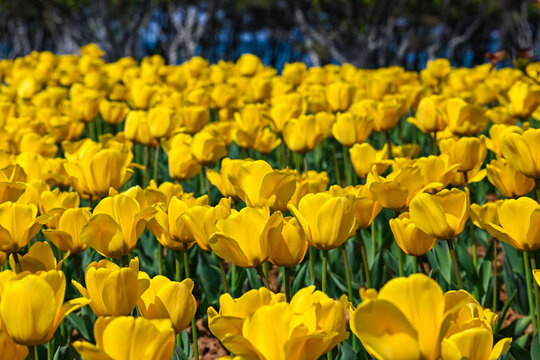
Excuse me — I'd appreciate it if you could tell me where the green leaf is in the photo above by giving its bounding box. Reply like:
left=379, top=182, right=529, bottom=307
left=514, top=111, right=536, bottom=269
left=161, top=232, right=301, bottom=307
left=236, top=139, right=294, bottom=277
left=433, top=242, right=451, bottom=286
left=66, top=311, right=94, bottom=343
left=53, top=345, right=80, bottom=360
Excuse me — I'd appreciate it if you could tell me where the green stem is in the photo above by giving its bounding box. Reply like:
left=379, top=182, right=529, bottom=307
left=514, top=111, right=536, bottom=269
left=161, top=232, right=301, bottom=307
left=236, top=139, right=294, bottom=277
left=218, top=257, right=229, bottom=294
left=182, top=248, right=199, bottom=360
left=431, top=131, right=438, bottom=155
left=331, top=141, right=342, bottom=186
left=412, top=255, right=418, bottom=274
left=492, top=240, right=498, bottom=312
left=358, top=230, right=371, bottom=288
left=279, top=142, right=287, bottom=169
left=398, top=248, right=405, bottom=277
left=183, top=248, right=190, bottom=278
left=341, top=244, right=354, bottom=303
left=175, top=251, right=182, bottom=282
left=371, top=222, right=376, bottom=260
left=529, top=252, right=540, bottom=349
left=256, top=265, right=270, bottom=289
left=262, top=261, right=269, bottom=279
left=524, top=251, right=539, bottom=332
left=322, top=250, right=329, bottom=293
left=447, top=239, right=463, bottom=289
left=12, top=252, right=22, bottom=273
left=48, top=341, right=53, bottom=360
left=342, top=144, right=352, bottom=186
left=303, top=154, right=309, bottom=173
left=309, top=246, right=315, bottom=285
left=282, top=267, right=291, bottom=302
left=143, top=145, right=150, bottom=187
left=157, top=243, right=164, bottom=276
left=204, top=166, right=211, bottom=201
left=384, top=131, right=393, bottom=160
left=74, top=253, right=84, bottom=286
left=87, top=121, right=96, bottom=141
left=153, top=144, right=160, bottom=184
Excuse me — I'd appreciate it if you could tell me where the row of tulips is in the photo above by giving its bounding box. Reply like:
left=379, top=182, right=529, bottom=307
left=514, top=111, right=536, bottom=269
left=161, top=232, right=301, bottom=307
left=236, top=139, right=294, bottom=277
left=1, top=43, right=540, bottom=359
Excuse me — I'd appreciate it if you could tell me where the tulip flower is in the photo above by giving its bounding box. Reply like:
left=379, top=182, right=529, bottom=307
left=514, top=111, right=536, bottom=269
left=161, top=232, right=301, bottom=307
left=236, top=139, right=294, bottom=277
left=207, top=158, right=249, bottom=199
left=486, top=124, right=522, bottom=157
left=481, top=197, right=540, bottom=252
left=252, top=127, right=282, bottom=154
left=43, top=207, right=92, bottom=254
left=183, top=197, right=232, bottom=251
left=124, top=110, right=158, bottom=146
left=443, top=98, right=488, bottom=136
left=0, top=328, right=27, bottom=360
left=138, top=276, right=197, bottom=334
left=191, top=130, right=228, bottom=165
left=427, top=58, right=451, bottom=79
left=269, top=217, right=308, bottom=267
left=486, top=158, right=535, bottom=198
left=282, top=115, right=324, bottom=154
left=331, top=112, right=373, bottom=147
left=0, top=201, right=50, bottom=253
left=505, top=80, right=540, bottom=119
left=408, top=95, right=447, bottom=134
left=409, top=188, right=469, bottom=240
left=439, top=136, right=487, bottom=173
left=501, top=128, right=540, bottom=179
left=469, top=201, right=503, bottom=230
left=80, top=194, right=155, bottom=258
left=414, top=155, right=460, bottom=192
left=209, top=205, right=283, bottom=268
left=288, top=192, right=358, bottom=251
left=390, top=212, right=437, bottom=256
left=73, top=258, right=149, bottom=316
left=230, top=160, right=296, bottom=212
left=99, top=100, right=129, bottom=125
left=164, top=134, right=202, bottom=181
left=147, top=106, right=179, bottom=139
left=129, top=78, right=155, bottom=109
left=349, top=143, right=389, bottom=178
left=0, top=270, right=90, bottom=346
left=326, top=82, right=354, bottom=112
left=287, top=170, right=330, bottom=208
left=8, top=241, right=66, bottom=273
left=73, top=316, right=175, bottom=360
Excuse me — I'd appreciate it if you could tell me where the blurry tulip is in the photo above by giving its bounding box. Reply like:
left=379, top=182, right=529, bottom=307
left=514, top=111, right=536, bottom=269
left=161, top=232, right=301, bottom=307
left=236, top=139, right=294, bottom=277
left=502, top=128, right=540, bottom=178
left=178, top=106, right=209, bottom=134
left=350, top=143, right=389, bottom=178
left=73, top=258, right=149, bottom=316
left=191, top=130, right=228, bottom=165
left=444, top=98, right=488, bottom=136
left=414, top=155, right=459, bottom=191
left=253, top=127, right=282, bottom=154
left=8, top=241, right=64, bottom=273
left=1, top=270, right=89, bottom=346
left=486, top=158, right=535, bottom=198
left=282, top=115, right=324, bottom=153
left=392, top=144, right=421, bottom=159
left=80, top=194, right=155, bottom=258
left=408, top=95, right=446, bottom=133
left=506, top=80, right=540, bottom=119
left=269, top=216, right=308, bottom=267
left=209, top=206, right=283, bottom=268
left=486, top=124, right=522, bottom=157
left=183, top=197, right=232, bottom=251
left=43, top=207, right=92, bottom=254
left=230, top=160, right=296, bottom=212
left=165, top=134, right=202, bottom=181
left=148, top=106, right=178, bottom=139
left=486, top=106, right=516, bottom=125
left=469, top=201, right=502, bottom=230
left=73, top=316, right=175, bottom=360
left=287, top=170, right=330, bottom=208
left=138, top=276, right=197, bottom=334
left=326, top=82, right=354, bottom=111
left=0, top=328, right=27, bottom=360
left=124, top=110, right=158, bottom=146
left=390, top=212, right=437, bottom=256
left=236, top=54, right=262, bottom=76
left=331, top=112, right=373, bottom=147
left=129, top=78, right=155, bottom=109
left=99, top=100, right=129, bottom=125
left=409, top=188, right=469, bottom=240
left=288, top=192, right=358, bottom=251
left=362, top=98, right=404, bottom=132
left=0, top=202, right=50, bottom=253
left=482, top=197, right=540, bottom=252
left=207, top=158, right=248, bottom=199
left=427, top=58, right=451, bottom=79
left=439, top=136, right=487, bottom=173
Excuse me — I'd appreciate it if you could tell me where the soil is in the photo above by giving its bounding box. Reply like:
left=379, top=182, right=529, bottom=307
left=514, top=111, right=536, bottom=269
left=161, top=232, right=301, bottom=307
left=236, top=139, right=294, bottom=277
left=187, top=318, right=227, bottom=360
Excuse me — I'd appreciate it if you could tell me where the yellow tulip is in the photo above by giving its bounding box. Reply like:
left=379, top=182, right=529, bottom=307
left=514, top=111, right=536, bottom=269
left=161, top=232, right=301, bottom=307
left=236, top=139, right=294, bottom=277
left=439, top=136, right=487, bottom=173
left=209, top=205, right=283, bottom=268
left=236, top=53, right=262, bottom=76
left=506, top=80, right=540, bottom=119
left=124, top=110, right=158, bottom=146
left=129, top=78, right=155, bottom=109
left=441, top=328, right=511, bottom=360
left=408, top=95, right=447, bottom=134
left=252, top=127, right=282, bottom=154
left=287, top=170, right=330, bottom=208
left=502, top=128, right=540, bottom=179
left=269, top=216, right=308, bottom=267
left=0, top=270, right=90, bottom=346
left=283, top=115, right=325, bottom=154
left=70, top=87, right=101, bottom=122
left=443, top=98, right=488, bottom=136
left=326, top=82, right=354, bottom=112
left=427, top=58, right=451, bottom=79
left=349, top=143, right=389, bottom=178
left=0, top=327, right=27, bottom=360
left=0, top=201, right=50, bottom=253
left=8, top=241, right=65, bottom=273
left=414, top=155, right=460, bottom=192
left=178, top=106, right=209, bottom=134
left=165, top=134, right=202, bottom=181
left=486, top=124, right=522, bottom=158
left=43, top=207, right=92, bottom=254
left=138, top=276, right=197, bottom=334
left=486, top=106, right=516, bottom=126
left=469, top=201, right=503, bottom=230
left=191, top=130, right=228, bottom=165
left=288, top=192, right=358, bottom=251
left=409, top=188, right=469, bottom=240
left=147, top=194, right=208, bottom=251
left=230, top=160, right=296, bottom=212
left=80, top=194, right=155, bottom=258
left=72, top=258, right=149, bottom=316
left=486, top=158, right=535, bottom=198
left=183, top=197, right=232, bottom=251
left=329, top=185, right=382, bottom=229
left=145, top=180, right=184, bottom=206
left=147, top=105, right=179, bottom=139
left=73, top=316, right=175, bottom=360
left=99, top=100, right=129, bottom=125
left=207, top=158, right=249, bottom=199
left=331, top=112, right=373, bottom=147
left=482, top=197, right=540, bottom=252
left=390, top=212, right=437, bottom=256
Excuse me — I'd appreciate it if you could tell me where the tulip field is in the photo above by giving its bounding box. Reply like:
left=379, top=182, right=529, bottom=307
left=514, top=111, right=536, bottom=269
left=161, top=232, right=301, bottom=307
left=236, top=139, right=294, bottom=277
left=3, top=43, right=540, bottom=359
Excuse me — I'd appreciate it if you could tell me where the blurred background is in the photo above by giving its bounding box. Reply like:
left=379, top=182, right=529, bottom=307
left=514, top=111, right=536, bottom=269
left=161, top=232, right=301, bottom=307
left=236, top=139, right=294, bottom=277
left=0, top=0, right=539, bottom=70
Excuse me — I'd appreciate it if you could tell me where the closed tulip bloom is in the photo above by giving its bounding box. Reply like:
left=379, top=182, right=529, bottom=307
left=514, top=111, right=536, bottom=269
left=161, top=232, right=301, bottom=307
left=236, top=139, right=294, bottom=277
left=506, top=80, right=540, bottom=119
left=350, top=143, right=389, bottom=178
left=502, top=128, right=540, bottom=178
left=63, top=146, right=133, bottom=200
left=409, top=188, right=469, bottom=240
left=138, top=276, right=197, bottom=334
left=191, top=130, right=228, bottom=165
left=207, top=158, right=249, bottom=199
left=230, top=160, right=296, bottom=212
left=252, top=127, right=282, bottom=154
left=269, top=217, right=308, bottom=267
left=178, top=106, right=209, bottom=134
left=165, top=135, right=202, bottom=181
left=80, top=194, right=155, bottom=258
left=39, top=188, right=80, bottom=227
left=469, top=201, right=503, bottom=230
left=427, top=58, right=451, bottom=79
left=148, top=106, right=178, bottom=139
left=72, top=258, right=149, bottom=317
left=482, top=197, right=540, bottom=252
left=0, top=201, right=50, bottom=253
left=390, top=212, right=437, bottom=256
left=129, top=78, right=155, bottom=109
left=414, top=155, right=460, bottom=192
left=0, top=328, right=27, bottom=360
left=209, top=206, right=283, bottom=268
left=362, top=97, right=405, bottom=132
left=331, top=112, right=373, bottom=147
left=8, top=241, right=65, bottom=273
left=283, top=115, right=324, bottom=154
left=486, top=124, right=522, bottom=158
left=439, top=136, right=487, bottom=173
left=288, top=192, right=358, bottom=251
left=326, top=82, right=355, bottom=111
left=73, top=316, right=175, bottom=360
left=486, top=158, right=535, bottom=198
left=441, top=328, right=511, bottom=360
left=43, top=207, right=92, bottom=254
left=287, top=170, right=330, bottom=208
left=443, top=98, right=488, bottom=136
left=99, top=100, right=129, bottom=125
left=124, top=110, right=158, bottom=146
left=408, top=95, right=446, bottom=134
left=1, top=270, right=90, bottom=346
left=183, top=197, right=232, bottom=251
